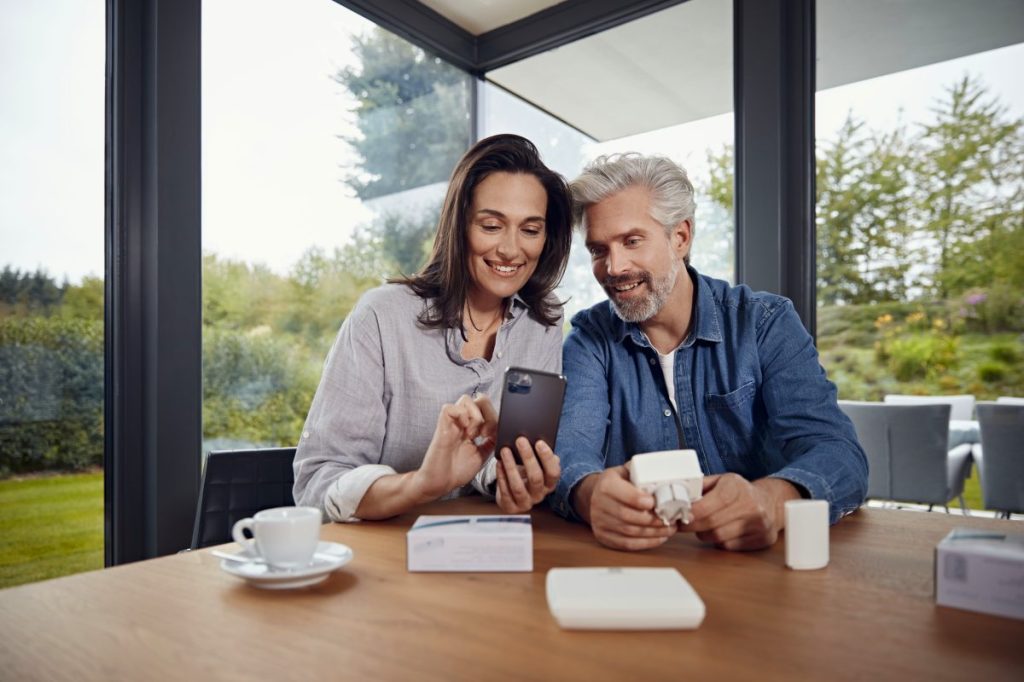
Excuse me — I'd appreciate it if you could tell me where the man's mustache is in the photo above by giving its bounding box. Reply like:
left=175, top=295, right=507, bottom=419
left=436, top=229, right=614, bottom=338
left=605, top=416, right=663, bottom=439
left=602, top=271, right=651, bottom=290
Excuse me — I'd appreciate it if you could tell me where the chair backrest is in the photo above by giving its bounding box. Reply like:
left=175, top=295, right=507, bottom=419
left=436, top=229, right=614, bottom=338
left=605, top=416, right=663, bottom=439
left=839, top=401, right=953, bottom=504
left=976, top=402, right=1024, bottom=514
left=883, top=394, right=975, bottom=421
left=887, top=404, right=952, bottom=505
left=996, top=396, right=1024, bottom=406
left=190, top=447, right=297, bottom=549
left=838, top=401, right=890, bottom=499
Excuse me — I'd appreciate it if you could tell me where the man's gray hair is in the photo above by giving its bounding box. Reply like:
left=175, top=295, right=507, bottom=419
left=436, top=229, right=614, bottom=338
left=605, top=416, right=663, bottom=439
left=570, top=152, right=697, bottom=238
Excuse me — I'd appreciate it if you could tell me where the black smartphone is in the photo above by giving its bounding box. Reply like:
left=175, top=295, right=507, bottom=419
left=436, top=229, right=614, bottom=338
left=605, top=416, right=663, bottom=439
left=495, top=366, right=567, bottom=464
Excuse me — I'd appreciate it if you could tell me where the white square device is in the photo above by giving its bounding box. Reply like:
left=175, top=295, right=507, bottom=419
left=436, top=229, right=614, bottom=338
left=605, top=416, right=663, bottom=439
left=546, top=567, right=706, bottom=630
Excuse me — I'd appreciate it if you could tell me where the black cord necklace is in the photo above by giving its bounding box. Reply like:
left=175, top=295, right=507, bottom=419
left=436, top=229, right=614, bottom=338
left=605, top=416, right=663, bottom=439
left=466, top=304, right=502, bottom=333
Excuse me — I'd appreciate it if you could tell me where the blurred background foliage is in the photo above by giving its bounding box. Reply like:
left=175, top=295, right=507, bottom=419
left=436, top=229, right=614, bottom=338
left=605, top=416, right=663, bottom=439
left=1, top=68, right=1021, bottom=477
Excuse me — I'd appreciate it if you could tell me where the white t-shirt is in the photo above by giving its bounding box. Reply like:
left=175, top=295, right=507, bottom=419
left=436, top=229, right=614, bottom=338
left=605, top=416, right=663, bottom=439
left=657, top=349, right=677, bottom=412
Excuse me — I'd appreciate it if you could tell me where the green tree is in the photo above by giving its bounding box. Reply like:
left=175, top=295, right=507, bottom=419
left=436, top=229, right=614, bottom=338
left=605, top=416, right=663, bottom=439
left=59, top=276, right=103, bottom=321
left=915, top=76, right=1023, bottom=299
left=280, top=246, right=379, bottom=345
left=698, top=144, right=737, bottom=280
left=818, top=115, right=916, bottom=305
left=335, top=28, right=471, bottom=200
left=348, top=205, right=438, bottom=277
left=203, top=254, right=290, bottom=332
left=0, top=267, right=65, bottom=316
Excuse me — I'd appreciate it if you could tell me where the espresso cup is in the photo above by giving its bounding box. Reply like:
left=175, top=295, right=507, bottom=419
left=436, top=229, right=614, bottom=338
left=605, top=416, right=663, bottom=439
left=231, top=506, right=322, bottom=569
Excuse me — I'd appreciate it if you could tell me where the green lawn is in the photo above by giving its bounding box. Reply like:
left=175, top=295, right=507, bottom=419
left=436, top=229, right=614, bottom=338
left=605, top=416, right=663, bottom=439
left=0, top=471, right=103, bottom=589
left=952, top=465, right=983, bottom=512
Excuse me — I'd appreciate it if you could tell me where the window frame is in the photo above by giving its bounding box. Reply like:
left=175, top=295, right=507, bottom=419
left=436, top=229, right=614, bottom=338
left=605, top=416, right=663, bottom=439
left=105, top=0, right=815, bottom=563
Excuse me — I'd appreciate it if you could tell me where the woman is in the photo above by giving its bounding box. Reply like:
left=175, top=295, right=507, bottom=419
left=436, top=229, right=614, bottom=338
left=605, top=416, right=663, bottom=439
left=293, top=134, right=572, bottom=521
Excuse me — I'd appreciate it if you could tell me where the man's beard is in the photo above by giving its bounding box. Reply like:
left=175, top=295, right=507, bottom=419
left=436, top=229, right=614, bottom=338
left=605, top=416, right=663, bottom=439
left=603, top=258, right=682, bottom=323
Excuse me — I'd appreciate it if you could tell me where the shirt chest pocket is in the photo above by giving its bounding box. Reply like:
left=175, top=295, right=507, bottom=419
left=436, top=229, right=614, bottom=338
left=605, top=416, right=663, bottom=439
left=705, top=381, right=758, bottom=468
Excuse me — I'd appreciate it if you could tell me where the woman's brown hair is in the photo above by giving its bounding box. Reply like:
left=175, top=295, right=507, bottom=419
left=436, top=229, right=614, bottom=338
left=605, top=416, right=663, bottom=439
left=395, top=134, right=572, bottom=332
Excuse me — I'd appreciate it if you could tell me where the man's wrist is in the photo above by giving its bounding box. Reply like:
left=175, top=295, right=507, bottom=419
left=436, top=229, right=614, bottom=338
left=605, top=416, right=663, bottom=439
left=570, top=473, right=599, bottom=524
left=754, top=477, right=802, bottom=529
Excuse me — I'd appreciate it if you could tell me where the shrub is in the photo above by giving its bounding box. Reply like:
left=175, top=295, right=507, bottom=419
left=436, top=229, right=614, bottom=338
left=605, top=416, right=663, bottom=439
left=0, top=317, right=103, bottom=476
left=885, top=333, right=959, bottom=382
left=989, top=343, right=1020, bottom=365
left=1, top=316, right=323, bottom=476
left=959, top=285, right=1024, bottom=333
left=977, top=362, right=1008, bottom=383
left=202, top=328, right=320, bottom=448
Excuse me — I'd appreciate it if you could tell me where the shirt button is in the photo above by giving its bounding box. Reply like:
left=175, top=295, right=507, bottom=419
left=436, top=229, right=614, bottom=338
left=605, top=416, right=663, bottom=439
left=663, top=409, right=672, bottom=417
left=649, top=357, right=656, bottom=365
left=496, top=352, right=503, bottom=359
left=302, top=431, right=310, bottom=439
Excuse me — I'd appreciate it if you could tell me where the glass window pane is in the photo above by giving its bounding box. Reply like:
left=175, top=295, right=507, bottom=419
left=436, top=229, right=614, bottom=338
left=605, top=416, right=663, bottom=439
left=483, top=0, right=734, bottom=320
left=201, top=0, right=472, bottom=453
left=0, top=1, right=105, bottom=587
left=816, top=2, right=1024, bottom=512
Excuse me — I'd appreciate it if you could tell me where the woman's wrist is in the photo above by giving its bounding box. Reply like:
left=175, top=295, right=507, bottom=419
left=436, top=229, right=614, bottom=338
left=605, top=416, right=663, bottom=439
left=408, top=467, right=446, bottom=504
left=356, top=471, right=437, bottom=519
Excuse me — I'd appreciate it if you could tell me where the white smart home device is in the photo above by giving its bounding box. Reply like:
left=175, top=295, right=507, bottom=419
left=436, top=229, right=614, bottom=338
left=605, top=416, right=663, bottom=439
left=627, top=449, right=704, bottom=525
left=546, top=567, right=706, bottom=630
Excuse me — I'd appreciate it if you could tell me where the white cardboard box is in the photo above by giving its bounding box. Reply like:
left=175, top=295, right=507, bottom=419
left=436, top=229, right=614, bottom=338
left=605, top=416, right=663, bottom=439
left=406, top=515, right=532, bottom=572
left=935, top=527, right=1024, bottom=621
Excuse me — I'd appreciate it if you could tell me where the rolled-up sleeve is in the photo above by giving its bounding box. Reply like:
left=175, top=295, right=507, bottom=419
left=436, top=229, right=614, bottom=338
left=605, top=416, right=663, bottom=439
left=550, top=321, right=610, bottom=521
left=293, top=298, right=392, bottom=522
left=756, top=301, right=869, bottom=523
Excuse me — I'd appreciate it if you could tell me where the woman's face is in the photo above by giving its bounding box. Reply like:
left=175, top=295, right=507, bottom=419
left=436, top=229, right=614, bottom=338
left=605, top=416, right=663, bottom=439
left=465, top=171, right=548, bottom=305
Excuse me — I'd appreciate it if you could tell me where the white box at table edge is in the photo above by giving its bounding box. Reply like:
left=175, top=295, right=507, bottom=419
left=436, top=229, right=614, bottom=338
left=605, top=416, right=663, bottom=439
left=935, top=527, right=1024, bottom=621
left=546, top=567, right=706, bottom=630
left=406, top=515, right=532, bottom=572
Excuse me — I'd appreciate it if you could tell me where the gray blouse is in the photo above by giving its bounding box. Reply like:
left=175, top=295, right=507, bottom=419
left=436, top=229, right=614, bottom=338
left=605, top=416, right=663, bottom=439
left=292, top=283, right=563, bottom=521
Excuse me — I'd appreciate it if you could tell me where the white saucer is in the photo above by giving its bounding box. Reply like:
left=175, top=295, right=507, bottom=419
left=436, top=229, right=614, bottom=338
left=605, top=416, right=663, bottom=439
left=219, top=541, right=354, bottom=589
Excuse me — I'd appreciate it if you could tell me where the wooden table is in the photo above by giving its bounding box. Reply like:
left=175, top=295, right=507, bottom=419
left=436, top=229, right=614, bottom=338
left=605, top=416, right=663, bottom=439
left=1, top=500, right=1022, bottom=681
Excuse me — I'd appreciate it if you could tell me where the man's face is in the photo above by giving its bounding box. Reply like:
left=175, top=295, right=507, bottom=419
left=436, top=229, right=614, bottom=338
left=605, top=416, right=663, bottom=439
left=583, top=185, right=690, bottom=323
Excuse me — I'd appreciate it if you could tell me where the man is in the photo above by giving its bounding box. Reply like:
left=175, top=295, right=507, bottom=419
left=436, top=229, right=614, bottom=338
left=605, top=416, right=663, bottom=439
left=551, top=153, right=867, bottom=551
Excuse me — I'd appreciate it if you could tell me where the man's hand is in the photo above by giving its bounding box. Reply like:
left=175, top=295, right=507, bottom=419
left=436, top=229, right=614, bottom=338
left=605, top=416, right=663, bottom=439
left=687, top=474, right=802, bottom=551
left=494, top=437, right=560, bottom=514
left=412, top=394, right=497, bottom=500
left=573, top=466, right=676, bottom=551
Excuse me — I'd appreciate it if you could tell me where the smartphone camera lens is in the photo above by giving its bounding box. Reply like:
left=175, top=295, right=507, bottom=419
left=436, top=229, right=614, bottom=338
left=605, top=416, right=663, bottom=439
left=508, top=372, right=532, bottom=394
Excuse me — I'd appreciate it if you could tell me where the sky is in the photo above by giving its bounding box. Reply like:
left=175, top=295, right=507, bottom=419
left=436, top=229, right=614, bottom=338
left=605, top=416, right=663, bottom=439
left=1, top=0, right=1022, bottom=285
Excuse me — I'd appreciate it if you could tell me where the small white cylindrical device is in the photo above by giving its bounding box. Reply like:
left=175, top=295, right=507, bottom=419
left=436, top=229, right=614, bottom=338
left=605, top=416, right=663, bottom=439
left=784, top=499, right=829, bottom=570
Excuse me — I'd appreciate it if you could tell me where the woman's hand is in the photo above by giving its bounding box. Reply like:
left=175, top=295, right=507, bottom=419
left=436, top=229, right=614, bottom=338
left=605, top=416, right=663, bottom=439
left=412, top=394, right=498, bottom=501
left=495, top=437, right=561, bottom=514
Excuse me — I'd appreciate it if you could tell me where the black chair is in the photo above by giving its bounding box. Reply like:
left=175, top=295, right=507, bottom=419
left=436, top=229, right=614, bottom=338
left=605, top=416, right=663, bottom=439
left=190, top=447, right=297, bottom=549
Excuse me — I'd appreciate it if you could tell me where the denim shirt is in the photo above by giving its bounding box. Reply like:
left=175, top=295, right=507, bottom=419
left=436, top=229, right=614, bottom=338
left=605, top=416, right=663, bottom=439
left=551, top=267, right=868, bottom=525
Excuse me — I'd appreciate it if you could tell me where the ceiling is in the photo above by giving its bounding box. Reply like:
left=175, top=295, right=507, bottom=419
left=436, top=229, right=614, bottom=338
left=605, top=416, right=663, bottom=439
left=417, top=0, right=562, bottom=35
left=392, top=0, right=1024, bottom=141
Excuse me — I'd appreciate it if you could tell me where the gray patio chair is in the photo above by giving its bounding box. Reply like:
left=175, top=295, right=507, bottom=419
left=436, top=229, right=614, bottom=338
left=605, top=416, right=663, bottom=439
left=839, top=401, right=972, bottom=512
left=883, top=393, right=976, bottom=420
left=975, top=402, right=1024, bottom=518
left=837, top=401, right=889, bottom=500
